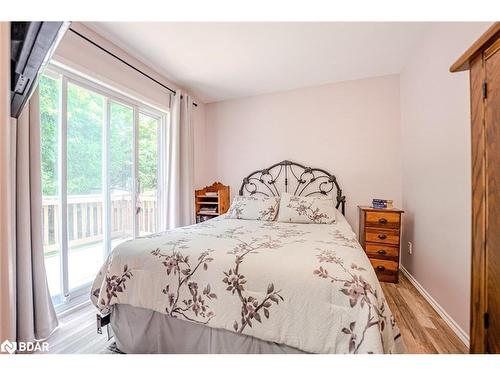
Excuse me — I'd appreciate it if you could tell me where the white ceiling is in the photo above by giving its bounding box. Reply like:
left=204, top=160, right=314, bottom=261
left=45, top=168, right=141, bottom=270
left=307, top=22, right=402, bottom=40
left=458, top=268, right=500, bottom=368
left=85, top=22, right=430, bottom=103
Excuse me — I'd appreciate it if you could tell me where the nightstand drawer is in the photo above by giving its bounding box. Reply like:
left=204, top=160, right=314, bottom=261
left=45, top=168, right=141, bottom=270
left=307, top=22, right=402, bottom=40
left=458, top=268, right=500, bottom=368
left=365, top=243, right=399, bottom=260
left=365, top=228, right=400, bottom=245
left=369, top=258, right=399, bottom=283
left=366, top=211, right=400, bottom=229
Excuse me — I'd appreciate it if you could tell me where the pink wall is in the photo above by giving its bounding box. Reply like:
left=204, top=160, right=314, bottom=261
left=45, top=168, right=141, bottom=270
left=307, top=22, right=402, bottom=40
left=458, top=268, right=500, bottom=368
left=400, top=22, right=491, bottom=338
left=205, top=75, right=402, bottom=231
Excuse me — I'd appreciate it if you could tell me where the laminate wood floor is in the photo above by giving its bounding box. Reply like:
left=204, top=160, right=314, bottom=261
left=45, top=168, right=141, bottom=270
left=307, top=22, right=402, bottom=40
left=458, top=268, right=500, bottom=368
left=41, top=272, right=468, bottom=354
left=381, top=273, right=468, bottom=354
left=42, top=303, right=110, bottom=354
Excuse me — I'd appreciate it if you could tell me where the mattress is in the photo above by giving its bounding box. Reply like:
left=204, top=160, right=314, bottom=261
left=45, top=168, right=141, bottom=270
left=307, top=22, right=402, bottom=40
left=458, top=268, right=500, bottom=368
left=91, top=214, right=404, bottom=354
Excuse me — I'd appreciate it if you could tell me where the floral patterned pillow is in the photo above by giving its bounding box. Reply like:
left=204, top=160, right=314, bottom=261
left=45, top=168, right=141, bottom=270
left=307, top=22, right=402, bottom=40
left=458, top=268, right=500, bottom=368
left=226, top=196, right=279, bottom=221
left=277, top=192, right=336, bottom=224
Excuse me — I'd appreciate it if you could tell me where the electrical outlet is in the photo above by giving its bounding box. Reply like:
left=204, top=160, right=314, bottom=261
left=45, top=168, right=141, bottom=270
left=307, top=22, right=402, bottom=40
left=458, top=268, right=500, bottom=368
left=407, top=241, right=413, bottom=255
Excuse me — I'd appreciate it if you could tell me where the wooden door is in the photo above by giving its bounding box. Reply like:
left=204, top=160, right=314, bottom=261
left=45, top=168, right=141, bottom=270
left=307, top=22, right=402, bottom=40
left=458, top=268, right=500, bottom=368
left=485, top=43, right=500, bottom=353
left=468, top=56, right=487, bottom=353
left=451, top=23, right=500, bottom=354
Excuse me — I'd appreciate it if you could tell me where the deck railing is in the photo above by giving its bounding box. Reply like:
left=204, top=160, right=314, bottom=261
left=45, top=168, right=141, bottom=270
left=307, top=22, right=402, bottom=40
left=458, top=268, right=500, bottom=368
left=42, top=192, right=157, bottom=252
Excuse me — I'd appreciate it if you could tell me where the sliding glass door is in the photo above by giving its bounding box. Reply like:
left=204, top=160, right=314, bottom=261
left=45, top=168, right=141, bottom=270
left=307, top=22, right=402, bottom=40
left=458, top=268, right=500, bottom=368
left=39, top=72, right=63, bottom=303
left=138, top=113, right=159, bottom=236
left=40, top=65, right=165, bottom=307
left=109, top=101, right=135, bottom=248
left=66, top=82, right=106, bottom=292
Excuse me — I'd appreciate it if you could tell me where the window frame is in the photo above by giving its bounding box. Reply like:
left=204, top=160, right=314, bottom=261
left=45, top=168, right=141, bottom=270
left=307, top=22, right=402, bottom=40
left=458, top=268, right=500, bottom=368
left=41, top=63, right=168, bottom=310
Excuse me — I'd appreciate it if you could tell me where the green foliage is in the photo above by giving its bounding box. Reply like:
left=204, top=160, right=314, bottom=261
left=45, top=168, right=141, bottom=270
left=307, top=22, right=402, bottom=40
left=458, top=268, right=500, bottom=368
left=110, top=102, right=133, bottom=191
left=67, top=82, right=104, bottom=194
left=39, top=75, right=59, bottom=196
left=138, top=113, right=158, bottom=191
left=39, top=74, right=159, bottom=196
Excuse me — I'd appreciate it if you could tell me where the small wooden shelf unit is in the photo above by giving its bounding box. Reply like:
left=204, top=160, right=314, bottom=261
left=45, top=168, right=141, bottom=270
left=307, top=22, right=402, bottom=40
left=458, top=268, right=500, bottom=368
left=195, top=182, right=230, bottom=223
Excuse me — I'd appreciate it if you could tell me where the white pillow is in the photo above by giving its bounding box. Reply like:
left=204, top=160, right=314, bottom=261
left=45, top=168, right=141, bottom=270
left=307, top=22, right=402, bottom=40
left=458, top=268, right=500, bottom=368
left=226, top=195, right=279, bottom=221
left=277, top=192, right=336, bottom=224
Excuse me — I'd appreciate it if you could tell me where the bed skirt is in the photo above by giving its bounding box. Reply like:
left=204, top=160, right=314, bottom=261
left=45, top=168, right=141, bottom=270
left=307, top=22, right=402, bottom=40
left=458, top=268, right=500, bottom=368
left=111, top=304, right=306, bottom=354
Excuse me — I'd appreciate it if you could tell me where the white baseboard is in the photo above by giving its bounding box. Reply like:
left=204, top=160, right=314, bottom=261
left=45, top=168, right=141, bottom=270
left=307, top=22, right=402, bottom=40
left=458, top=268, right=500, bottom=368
left=399, top=265, right=469, bottom=348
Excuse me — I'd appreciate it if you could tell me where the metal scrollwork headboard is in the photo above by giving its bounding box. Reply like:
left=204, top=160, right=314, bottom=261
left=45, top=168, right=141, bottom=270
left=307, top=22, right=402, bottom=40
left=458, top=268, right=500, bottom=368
left=239, top=160, right=346, bottom=215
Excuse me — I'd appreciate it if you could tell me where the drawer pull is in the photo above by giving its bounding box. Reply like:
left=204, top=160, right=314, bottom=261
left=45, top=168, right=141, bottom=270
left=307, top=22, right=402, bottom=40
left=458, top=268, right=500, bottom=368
left=378, top=234, right=387, bottom=240
left=377, top=249, right=387, bottom=255
left=378, top=218, right=388, bottom=224
left=376, top=265, right=386, bottom=272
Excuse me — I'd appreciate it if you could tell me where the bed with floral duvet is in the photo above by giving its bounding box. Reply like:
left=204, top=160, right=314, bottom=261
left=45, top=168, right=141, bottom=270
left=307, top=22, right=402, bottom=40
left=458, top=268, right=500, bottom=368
left=90, top=213, right=404, bottom=354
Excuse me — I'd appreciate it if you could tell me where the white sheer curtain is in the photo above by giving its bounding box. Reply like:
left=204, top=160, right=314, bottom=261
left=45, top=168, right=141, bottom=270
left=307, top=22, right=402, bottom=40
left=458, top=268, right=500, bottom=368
left=161, top=90, right=195, bottom=230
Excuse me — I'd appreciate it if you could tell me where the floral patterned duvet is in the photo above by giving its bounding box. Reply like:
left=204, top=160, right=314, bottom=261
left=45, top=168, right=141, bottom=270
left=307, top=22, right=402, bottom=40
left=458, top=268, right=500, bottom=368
left=90, top=215, right=404, bottom=354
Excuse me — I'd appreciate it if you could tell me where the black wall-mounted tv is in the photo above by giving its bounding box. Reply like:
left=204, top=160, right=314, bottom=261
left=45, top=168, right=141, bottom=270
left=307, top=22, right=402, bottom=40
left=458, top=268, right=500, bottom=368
left=10, top=21, right=69, bottom=119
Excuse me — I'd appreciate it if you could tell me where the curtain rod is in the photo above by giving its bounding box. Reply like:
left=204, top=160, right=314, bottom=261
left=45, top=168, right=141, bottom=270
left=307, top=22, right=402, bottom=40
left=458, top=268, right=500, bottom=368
left=68, top=27, right=198, bottom=107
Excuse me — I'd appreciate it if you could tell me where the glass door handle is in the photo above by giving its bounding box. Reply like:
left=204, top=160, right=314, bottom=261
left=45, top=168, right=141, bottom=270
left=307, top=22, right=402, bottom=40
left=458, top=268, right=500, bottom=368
left=135, top=178, right=141, bottom=214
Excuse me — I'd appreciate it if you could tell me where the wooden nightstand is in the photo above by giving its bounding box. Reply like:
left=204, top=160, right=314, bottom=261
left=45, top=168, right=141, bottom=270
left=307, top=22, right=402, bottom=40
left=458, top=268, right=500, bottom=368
left=358, top=206, right=404, bottom=283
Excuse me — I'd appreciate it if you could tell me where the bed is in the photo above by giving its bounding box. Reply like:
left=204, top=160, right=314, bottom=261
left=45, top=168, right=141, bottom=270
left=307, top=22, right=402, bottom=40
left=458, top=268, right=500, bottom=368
left=90, top=160, right=404, bottom=354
